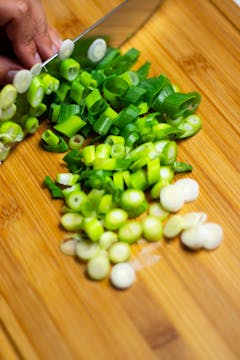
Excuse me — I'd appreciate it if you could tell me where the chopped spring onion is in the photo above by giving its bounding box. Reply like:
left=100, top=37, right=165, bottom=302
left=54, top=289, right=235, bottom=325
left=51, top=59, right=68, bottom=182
left=65, top=190, right=87, bottom=211
left=60, top=212, right=83, bottom=231
left=83, top=217, right=104, bottom=242
left=108, top=242, right=131, bottom=264
left=60, top=58, right=80, bottom=81
left=110, top=263, right=136, bottom=289
left=54, top=115, right=86, bottom=138
left=182, top=212, right=207, bottom=229
left=150, top=179, right=170, bottom=200
left=23, top=116, right=39, bottom=134
left=87, top=253, right=110, bottom=280
left=87, top=38, right=107, bottom=63
left=59, top=39, right=75, bottom=60
left=69, top=134, right=85, bottom=150
left=13, top=70, right=33, bottom=94
left=76, top=239, right=100, bottom=261
left=142, top=215, right=163, bottom=242
left=181, top=222, right=223, bottom=251
left=120, top=189, right=148, bottom=218
left=27, top=76, right=44, bottom=107
left=99, top=231, right=118, bottom=250
left=148, top=203, right=169, bottom=220
left=118, top=221, right=142, bottom=244
left=0, top=121, right=24, bottom=143
left=56, top=172, right=79, bottom=186
left=0, top=85, right=17, bottom=109
left=0, top=103, right=17, bottom=120
left=0, top=142, right=11, bottom=161
left=60, top=239, right=77, bottom=256
left=31, top=63, right=42, bottom=76
left=104, top=208, right=128, bottom=230
left=174, top=178, right=199, bottom=202
left=160, top=184, right=185, bottom=212
left=163, top=215, right=185, bottom=238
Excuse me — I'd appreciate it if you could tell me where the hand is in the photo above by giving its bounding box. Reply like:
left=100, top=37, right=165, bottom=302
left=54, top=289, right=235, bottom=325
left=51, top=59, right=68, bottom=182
left=0, top=0, right=62, bottom=85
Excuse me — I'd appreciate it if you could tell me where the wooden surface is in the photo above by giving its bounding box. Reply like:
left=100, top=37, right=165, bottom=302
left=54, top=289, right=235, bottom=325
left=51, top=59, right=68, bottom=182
left=1, top=0, right=240, bottom=359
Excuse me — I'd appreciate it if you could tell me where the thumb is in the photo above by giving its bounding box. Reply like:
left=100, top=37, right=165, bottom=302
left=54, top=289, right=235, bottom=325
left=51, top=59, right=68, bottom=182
left=0, top=56, right=23, bottom=86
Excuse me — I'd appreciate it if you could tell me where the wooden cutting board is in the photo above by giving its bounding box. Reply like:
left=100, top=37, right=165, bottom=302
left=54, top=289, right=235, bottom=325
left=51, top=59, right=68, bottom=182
left=1, top=0, right=240, bottom=359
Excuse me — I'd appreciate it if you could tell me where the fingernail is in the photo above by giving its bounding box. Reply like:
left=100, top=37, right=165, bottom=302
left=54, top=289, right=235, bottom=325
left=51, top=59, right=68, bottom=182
left=34, top=52, right=42, bottom=63
left=7, top=70, right=18, bottom=82
left=51, top=43, right=59, bottom=54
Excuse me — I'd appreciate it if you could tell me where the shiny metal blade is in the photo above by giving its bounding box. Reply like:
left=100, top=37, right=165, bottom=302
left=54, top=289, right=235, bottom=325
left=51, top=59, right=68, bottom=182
left=43, top=0, right=163, bottom=71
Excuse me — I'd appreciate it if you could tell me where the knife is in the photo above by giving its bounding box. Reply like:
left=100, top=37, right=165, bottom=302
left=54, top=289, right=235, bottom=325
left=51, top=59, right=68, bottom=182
left=43, top=0, right=163, bottom=72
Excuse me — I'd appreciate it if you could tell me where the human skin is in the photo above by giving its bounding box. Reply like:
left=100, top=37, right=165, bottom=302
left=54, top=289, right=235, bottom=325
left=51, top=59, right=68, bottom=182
left=0, top=0, right=62, bottom=84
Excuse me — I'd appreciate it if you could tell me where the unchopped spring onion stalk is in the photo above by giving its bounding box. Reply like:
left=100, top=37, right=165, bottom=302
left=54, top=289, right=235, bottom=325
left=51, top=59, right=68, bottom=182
left=87, top=253, right=110, bottom=280
left=160, top=184, right=185, bottom=212
left=108, top=242, right=131, bottom=264
left=59, top=39, right=75, bottom=60
left=142, top=215, right=163, bottom=242
left=13, top=69, right=33, bottom=94
left=110, top=263, right=136, bottom=289
left=174, top=178, right=199, bottom=202
left=87, top=38, right=107, bottom=63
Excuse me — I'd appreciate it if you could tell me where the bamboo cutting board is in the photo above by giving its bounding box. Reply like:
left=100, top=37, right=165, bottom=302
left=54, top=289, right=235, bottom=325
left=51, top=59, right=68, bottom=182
left=1, top=0, right=240, bottom=359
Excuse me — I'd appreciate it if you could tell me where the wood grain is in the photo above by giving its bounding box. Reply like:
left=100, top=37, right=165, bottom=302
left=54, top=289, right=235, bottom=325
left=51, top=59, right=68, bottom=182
left=0, top=0, right=240, bottom=359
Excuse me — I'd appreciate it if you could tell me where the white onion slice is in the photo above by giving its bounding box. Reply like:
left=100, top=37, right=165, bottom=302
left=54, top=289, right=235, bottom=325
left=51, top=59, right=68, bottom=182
left=110, top=263, right=136, bottom=289
left=174, top=178, right=199, bottom=202
left=13, top=69, right=33, bottom=94
left=182, top=212, right=207, bottom=229
left=87, top=38, right=107, bottom=63
left=30, top=63, right=42, bottom=76
left=59, top=39, right=75, bottom=60
left=202, top=223, right=223, bottom=250
left=163, top=215, right=184, bottom=238
left=160, top=184, right=185, bottom=212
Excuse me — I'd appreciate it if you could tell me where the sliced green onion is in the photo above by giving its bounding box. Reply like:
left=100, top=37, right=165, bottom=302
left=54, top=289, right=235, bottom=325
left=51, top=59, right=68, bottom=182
left=65, top=190, right=87, bottom=211
left=104, top=135, right=125, bottom=146
left=130, top=169, right=148, bottom=190
left=0, top=142, right=11, bottom=161
left=29, top=103, right=47, bottom=117
left=23, top=116, right=39, bottom=134
left=60, top=239, right=77, bottom=256
left=13, top=70, right=33, bottom=94
left=104, top=208, right=128, bottom=230
left=103, top=77, right=129, bottom=108
left=56, top=172, right=79, bottom=186
left=172, top=161, right=193, bottom=173
left=54, top=115, right=86, bottom=138
left=174, top=178, right=199, bottom=202
left=69, top=134, right=85, bottom=150
left=0, top=121, right=24, bottom=143
left=31, top=63, right=42, bottom=76
left=161, top=91, right=201, bottom=118
left=118, top=221, right=143, bottom=244
left=59, top=39, right=75, bottom=60
left=82, top=145, right=95, bottom=166
left=108, top=242, right=131, bottom=264
left=120, top=189, right=148, bottom=218
left=60, top=212, right=83, bottom=231
left=98, top=194, right=114, bottom=215
left=182, top=212, right=207, bottom=229
left=176, top=114, right=202, bottom=139
left=110, top=263, right=136, bottom=289
left=147, top=158, right=160, bottom=185
left=41, top=129, right=60, bottom=146
left=160, top=184, right=185, bottom=212
left=163, top=215, right=185, bottom=238
left=87, top=38, right=107, bottom=63
left=0, top=103, right=17, bottom=120
left=160, top=141, right=178, bottom=165
left=99, top=231, right=118, bottom=250
left=0, top=85, right=17, bottom=109
left=60, top=58, right=80, bottom=81
left=76, top=239, right=100, bottom=261
left=159, top=166, right=174, bottom=182
left=78, top=71, right=97, bottom=89
left=148, top=203, right=169, bottom=220
left=142, top=215, right=163, bottom=242
left=70, top=81, right=85, bottom=105
left=87, top=253, right=110, bottom=280
left=95, top=143, right=111, bottom=159
left=111, top=143, right=125, bottom=159
left=27, top=76, right=44, bottom=107
left=150, top=179, right=170, bottom=200
left=83, top=217, right=104, bottom=242
left=44, top=176, right=63, bottom=198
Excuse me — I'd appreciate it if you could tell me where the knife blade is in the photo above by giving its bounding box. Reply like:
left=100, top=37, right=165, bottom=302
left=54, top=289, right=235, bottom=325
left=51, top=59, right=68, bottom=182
left=43, top=0, right=163, bottom=72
